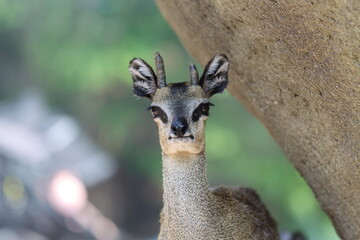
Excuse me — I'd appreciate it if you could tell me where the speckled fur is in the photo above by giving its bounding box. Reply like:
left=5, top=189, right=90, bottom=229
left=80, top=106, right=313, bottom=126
left=159, top=152, right=278, bottom=240
left=155, top=85, right=278, bottom=239
left=130, top=54, right=279, bottom=239
left=152, top=84, right=208, bottom=155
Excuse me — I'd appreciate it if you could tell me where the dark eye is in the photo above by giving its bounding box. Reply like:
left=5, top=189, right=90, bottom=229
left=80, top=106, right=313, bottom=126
left=148, top=106, right=168, bottom=123
left=151, top=107, right=160, bottom=117
left=192, top=102, right=213, bottom=122
left=201, top=103, right=210, bottom=115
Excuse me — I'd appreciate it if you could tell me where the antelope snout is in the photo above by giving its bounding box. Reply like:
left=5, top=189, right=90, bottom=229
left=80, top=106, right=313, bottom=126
left=171, top=117, right=188, bottom=137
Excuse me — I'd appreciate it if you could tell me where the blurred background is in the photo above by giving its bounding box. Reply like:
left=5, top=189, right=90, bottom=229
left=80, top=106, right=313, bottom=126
left=0, top=0, right=339, bottom=239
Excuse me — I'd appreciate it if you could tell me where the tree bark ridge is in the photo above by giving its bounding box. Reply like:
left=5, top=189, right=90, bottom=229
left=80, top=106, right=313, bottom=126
left=156, top=1, right=360, bottom=239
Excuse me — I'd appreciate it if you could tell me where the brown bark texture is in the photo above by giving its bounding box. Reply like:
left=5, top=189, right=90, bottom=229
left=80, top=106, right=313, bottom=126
left=156, top=0, right=360, bottom=239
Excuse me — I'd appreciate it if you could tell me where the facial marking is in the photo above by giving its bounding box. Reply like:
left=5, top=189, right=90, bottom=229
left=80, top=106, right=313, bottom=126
left=130, top=53, right=229, bottom=156
left=148, top=106, right=168, bottom=123
left=192, top=102, right=212, bottom=122
left=150, top=84, right=210, bottom=155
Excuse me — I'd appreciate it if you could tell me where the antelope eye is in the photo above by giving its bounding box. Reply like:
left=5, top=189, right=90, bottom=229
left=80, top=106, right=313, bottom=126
left=192, top=102, right=213, bottom=122
left=148, top=106, right=168, bottom=123
left=201, top=104, right=210, bottom=115
left=151, top=107, right=159, bottom=116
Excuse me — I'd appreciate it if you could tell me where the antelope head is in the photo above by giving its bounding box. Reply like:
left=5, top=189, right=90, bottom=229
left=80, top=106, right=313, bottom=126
left=129, top=53, right=229, bottom=155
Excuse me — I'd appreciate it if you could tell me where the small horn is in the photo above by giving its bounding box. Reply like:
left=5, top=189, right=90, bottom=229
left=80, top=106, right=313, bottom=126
left=154, top=52, right=167, bottom=88
left=189, top=63, right=199, bottom=85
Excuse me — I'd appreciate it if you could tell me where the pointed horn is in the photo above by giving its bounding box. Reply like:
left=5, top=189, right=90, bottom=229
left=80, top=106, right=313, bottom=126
left=189, top=62, right=199, bottom=85
left=154, top=52, right=166, bottom=88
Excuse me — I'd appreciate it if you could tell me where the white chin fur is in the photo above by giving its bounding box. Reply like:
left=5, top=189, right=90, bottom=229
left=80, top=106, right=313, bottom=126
left=162, top=138, right=203, bottom=155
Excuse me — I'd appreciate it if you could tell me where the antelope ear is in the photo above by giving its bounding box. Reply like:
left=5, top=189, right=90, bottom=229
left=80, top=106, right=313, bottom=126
left=199, top=54, right=229, bottom=97
left=129, top=58, right=157, bottom=98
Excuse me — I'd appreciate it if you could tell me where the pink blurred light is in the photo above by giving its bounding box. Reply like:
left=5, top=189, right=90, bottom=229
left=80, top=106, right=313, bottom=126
left=47, top=171, right=87, bottom=217
left=74, top=203, right=120, bottom=240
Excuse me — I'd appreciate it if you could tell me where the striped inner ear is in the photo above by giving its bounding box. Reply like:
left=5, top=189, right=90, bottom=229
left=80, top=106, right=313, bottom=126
left=129, top=58, right=157, bottom=98
left=200, top=54, right=229, bottom=97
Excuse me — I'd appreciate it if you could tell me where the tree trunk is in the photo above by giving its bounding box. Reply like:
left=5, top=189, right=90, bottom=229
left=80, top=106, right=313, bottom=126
left=155, top=1, right=360, bottom=239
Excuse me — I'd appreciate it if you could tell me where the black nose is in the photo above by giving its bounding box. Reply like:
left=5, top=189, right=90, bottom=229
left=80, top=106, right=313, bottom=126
left=171, top=117, right=188, bottom=137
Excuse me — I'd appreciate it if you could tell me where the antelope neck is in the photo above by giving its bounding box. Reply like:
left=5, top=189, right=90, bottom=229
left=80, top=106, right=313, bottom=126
left=161, top=152, right=211, bottom=214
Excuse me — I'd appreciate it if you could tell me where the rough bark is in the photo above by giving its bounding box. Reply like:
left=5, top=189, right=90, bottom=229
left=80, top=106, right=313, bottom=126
left=156, top=1, right=360, bottom=239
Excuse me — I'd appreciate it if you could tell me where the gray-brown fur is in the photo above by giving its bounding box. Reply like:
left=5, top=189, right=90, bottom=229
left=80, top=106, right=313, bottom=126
left=160, top=153, right=278, bottom=239
left=129, top=53, right=279, bottom=239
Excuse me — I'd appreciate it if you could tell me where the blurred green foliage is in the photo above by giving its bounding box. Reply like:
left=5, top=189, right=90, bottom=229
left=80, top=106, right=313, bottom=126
left=0, top=0, right=339, bottom=239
